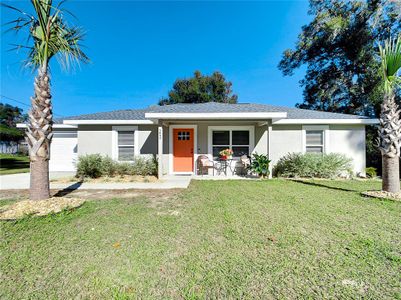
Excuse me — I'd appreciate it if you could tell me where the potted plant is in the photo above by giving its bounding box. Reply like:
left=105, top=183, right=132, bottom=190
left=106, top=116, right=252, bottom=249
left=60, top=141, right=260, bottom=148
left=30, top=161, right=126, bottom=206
left=219, top=148, right=233, bottom=160
left=250, top=153, right=271, bottom=178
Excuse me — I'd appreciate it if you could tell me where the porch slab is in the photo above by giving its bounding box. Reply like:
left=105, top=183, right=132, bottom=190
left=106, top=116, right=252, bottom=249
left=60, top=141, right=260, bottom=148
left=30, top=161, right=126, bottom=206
left=192, top=175, right=260, bottom=180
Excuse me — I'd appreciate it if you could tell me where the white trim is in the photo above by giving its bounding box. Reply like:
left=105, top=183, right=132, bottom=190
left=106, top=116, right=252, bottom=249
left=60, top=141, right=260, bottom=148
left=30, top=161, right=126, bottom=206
left=272, top=118, right=378, bottom=125
left=16, top=123, right=77, bottom=129
left=302, top=125, right=329, bottom=153
left=146, top=112, right=287, bottom=120
left=63, top=120, right=155, bottom=125
left=169, top=124, right=198, bottom=175
left=157, top=126, right=163, bottom=178
left=112, top=126, right=139, bottom=161
left=207, top=126, right=255, bottom=159
left=268, top=124, right=272, bottom=179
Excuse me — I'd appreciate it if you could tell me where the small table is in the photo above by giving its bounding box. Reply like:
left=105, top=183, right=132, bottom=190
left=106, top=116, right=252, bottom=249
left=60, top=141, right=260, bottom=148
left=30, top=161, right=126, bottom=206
left=215, top=158, right=235, bottom=176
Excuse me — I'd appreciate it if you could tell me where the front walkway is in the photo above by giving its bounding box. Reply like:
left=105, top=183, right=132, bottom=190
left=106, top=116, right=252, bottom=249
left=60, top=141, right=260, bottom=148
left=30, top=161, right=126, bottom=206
left=0, top=173, right=191, bottom=190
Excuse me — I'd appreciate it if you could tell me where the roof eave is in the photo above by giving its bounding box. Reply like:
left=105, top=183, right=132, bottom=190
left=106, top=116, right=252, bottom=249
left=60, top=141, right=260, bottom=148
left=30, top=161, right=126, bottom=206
left=63, top=120, right=155, bottom=125
left=144, top=112, right=287, bottom=119
left=272, top=118, right=379, bottom=125
left=17, top=123, right=78, bottom=129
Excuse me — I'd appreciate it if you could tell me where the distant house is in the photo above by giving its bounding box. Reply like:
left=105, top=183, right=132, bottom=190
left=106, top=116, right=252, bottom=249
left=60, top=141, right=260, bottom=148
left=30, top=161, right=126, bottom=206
left=18, top=102, right=378, bottom=176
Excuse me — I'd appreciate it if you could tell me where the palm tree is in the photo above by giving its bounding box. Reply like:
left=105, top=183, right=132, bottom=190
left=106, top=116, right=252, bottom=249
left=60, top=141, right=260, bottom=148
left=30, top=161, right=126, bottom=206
left=3, top=0, right=88, bottom=200
left=378, top=35, right=401, bottom=193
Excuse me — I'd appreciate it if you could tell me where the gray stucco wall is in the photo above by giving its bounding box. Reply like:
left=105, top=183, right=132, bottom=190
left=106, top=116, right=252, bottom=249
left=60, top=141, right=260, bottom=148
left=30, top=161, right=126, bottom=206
left=269, top=124, right=366, bottom=175
left=255, top=124, right=268, bottom=155
left=329, top=124, right=366, bottom=175
left=78, top=125, right=113, bottom=157
left=138, top=125, right=157, bottom=154
left=269, top=125, right=303, bottom=166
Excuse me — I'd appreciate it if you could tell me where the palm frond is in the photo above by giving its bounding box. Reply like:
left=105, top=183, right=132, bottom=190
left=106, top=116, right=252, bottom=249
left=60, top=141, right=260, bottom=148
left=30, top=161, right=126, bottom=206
left=379, top=35, right=401, bottom=93
left=3, top=0, right=89, bottom=71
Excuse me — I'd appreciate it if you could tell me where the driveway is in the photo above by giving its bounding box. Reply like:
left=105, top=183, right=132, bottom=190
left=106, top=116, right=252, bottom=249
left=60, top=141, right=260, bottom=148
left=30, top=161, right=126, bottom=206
left=0, top=173, right=191, bottom=190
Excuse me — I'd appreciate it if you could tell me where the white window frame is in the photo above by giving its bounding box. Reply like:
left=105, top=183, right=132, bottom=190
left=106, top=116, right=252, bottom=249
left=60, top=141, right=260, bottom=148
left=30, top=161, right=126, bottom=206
left=207, top=126, right=255, bottom=160
left=302, top=125, right=329, bottom=153
left=112, top=126, right=139, bottom=161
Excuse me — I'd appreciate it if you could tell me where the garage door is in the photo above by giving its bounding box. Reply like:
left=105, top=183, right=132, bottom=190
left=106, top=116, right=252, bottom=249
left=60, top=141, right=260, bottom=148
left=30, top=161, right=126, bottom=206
left=50, top=131, right=78, bottom=171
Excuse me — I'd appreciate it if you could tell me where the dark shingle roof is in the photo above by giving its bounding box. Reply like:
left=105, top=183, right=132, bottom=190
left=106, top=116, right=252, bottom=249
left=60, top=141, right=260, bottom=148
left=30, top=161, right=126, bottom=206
left=147, top=102, right=368, bottom=119
left=55, top=102, right=369, bottom=123
left=54, top=109, right=148, bottom=123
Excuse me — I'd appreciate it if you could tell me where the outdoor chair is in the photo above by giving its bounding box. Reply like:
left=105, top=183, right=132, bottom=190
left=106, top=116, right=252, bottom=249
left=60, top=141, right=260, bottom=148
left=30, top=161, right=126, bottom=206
left=197, top=155, right=216, bottom=176
left=240, top=154, right=251, bottom=175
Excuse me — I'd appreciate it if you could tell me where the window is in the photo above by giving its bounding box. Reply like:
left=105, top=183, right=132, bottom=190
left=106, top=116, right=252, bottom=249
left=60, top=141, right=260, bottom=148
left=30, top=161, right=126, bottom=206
left=305, top=130, right=324, bottom=153
left=211, top=129, right=251, bottom=158
left=177, top=131, right=190, bottom=140
left=118, top=131, right=135, bottom=161
left=113, top=126, right=138, bottom=161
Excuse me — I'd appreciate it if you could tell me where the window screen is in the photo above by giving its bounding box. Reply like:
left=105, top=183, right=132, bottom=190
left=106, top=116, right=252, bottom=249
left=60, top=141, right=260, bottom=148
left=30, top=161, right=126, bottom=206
left=118, top=131, right=135, bottom=161
left=305, top=130, right=324, bottom=153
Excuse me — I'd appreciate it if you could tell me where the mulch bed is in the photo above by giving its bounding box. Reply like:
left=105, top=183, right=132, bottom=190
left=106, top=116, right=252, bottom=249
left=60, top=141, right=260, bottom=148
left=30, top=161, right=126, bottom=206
left=361, top=190, right=401, bottom=202
left=0, top=197, right=85, bottom=220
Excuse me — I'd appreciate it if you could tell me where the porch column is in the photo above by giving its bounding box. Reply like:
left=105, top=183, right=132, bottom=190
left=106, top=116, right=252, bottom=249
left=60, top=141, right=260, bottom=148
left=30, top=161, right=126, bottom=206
left=268, top=123, right=272, bottom=179
left=158, top=125, right=163, bottom=178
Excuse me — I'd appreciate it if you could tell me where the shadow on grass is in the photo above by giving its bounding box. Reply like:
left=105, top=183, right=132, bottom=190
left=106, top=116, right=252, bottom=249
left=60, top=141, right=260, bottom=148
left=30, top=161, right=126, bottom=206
left=0, top=157, right=30, bottom=171
left=290, top=179, right=360, bottom=192
left=53, top=182, right=83, bottom=197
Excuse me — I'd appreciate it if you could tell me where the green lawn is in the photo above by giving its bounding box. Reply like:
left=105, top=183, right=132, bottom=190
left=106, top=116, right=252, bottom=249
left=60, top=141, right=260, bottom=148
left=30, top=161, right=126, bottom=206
left=1, top=179, right=400, bottom=299
left=0, top=153, right=30, bottom=175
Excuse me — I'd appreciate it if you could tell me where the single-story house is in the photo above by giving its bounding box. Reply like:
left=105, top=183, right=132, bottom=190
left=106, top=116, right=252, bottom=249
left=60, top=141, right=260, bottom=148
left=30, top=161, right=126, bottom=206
left=18, top=102, right=378, bottom=177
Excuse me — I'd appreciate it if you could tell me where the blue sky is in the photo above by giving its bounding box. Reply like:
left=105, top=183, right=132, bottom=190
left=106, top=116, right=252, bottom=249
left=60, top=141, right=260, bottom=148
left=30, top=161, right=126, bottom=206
left=1, top=1, right=310, bottom=117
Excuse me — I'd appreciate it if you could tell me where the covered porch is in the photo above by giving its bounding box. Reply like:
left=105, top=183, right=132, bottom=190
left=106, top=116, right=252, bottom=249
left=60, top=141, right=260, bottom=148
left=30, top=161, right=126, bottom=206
left=155, top=119, right=274, bottom=178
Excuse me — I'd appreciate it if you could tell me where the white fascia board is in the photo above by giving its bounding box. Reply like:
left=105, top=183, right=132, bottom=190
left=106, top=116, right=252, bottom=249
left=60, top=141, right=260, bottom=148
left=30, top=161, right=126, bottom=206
left=145, top=112, right=287, bottom=119
left=63, top=120, right=155, bottom=125
left=272, top=118, right=379, bottom=125
left=17, top=123, right=78, bottom=129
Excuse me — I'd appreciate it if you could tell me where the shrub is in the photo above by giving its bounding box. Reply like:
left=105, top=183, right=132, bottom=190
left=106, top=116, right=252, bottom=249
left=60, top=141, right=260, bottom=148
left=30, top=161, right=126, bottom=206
left=125, top=156, right=158, bottom=176
left=115, top=162, right=132, bottom=176
left=365, top=167, right=377, bottom=178
left=273, top=152, right=353, bottom=178
left=250, top=153, right=271, bottom=178
left=101, top=156, right=117, bottom=176
left=76, top=154, right=103, bottom=178
left=76, top=154, right=158, bottom=178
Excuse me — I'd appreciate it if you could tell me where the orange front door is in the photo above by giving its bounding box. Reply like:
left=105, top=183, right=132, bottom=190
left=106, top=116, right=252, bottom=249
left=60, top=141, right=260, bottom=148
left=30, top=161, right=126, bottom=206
left=173, top=128, right=194, bottom=172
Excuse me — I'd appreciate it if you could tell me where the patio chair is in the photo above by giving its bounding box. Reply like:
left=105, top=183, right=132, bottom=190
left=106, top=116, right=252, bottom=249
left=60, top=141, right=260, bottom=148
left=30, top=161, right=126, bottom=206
left=239, top=154, right=251, bottom=175
left=197, top=155, right=216, bottom=176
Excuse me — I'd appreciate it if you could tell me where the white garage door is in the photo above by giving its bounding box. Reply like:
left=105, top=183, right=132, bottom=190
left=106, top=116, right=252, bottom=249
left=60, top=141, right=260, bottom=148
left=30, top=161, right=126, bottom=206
left=50, top=131, right=78, bottom=171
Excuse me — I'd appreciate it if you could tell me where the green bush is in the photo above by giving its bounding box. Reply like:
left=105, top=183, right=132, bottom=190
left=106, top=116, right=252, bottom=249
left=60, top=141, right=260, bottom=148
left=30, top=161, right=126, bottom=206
left=76, top=154, right=158, bottom=178
left=250, top=153, right=271, bottom=178
left=273, top=152, right=353, bottom=178
left=76, top=154, right=103, bottom=178
left=101, top=156, right=117, bottom=176
left=365, top=167, right=377, bottom=178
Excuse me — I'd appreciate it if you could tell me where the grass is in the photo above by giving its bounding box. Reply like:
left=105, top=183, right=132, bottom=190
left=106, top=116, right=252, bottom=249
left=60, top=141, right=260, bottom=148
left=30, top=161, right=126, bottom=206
left=0, top=153, right=29, bottom=175
left=1, top=179, right=400, bottom=299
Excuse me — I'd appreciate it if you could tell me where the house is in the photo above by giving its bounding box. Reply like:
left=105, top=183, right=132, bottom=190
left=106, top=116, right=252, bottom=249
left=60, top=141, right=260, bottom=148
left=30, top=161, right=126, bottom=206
left=19, top=102, right=378, bottom=177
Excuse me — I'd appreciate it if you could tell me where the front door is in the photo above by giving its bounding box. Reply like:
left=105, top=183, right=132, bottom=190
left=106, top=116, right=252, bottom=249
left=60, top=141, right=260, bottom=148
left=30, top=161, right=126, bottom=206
left=173, top=128, right=194, bottom=172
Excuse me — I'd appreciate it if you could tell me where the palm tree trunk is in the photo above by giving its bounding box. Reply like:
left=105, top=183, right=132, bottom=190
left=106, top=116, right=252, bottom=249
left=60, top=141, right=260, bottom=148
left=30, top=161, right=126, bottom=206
left=382, top=155, right=399, bottom=193
left=27, top=67, right=53, bottom=200
left=378, top=93, right=401, bottom=193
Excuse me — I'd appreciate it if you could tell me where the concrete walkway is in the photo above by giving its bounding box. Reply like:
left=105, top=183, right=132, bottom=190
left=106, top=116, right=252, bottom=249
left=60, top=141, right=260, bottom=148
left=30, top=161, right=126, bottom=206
left=0, top=173, right=191, bottom=190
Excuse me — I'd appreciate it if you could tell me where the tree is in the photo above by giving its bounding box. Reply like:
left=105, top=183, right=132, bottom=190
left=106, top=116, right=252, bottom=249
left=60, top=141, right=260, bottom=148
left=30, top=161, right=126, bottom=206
left=279, top=0, right=400, bottom=116
left=378, top=35, right=401, bottom=193
left=0, top=103, right=27, bottom=127
left=159, top=70, right=238, bottom=105
left=4, top=0, right=88, bottom=200
left=0, top=103, right=27, bottom=142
